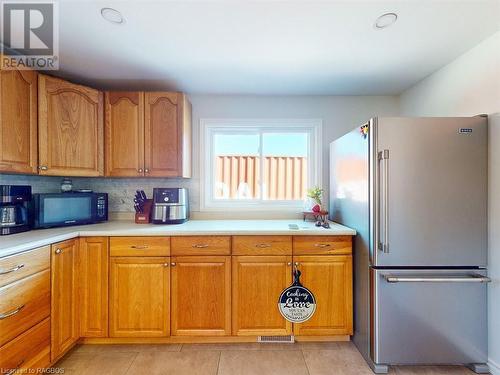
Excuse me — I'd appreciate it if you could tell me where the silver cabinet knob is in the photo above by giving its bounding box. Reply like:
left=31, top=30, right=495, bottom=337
left=294, top=262, right=299, bottom=266
left=163, top=263, right=169, bottom=267
left=145, top=168, right=150, bottom=173
left=39, top=166, right=48, bottom=171
left=287, top=262, right=292, bottom=266
left=138, top=168, right=143, bottom=173
left=171, top=262, right=176, bottom=266
left=55, top=248, right=62, bottom=254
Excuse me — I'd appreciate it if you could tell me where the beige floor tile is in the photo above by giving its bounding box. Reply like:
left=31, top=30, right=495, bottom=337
left=296, top=341, right=342, bottom=350
left=73, top=343, right=182, bottom=353
left=218, top=350, right=308, bottom=375
left=55, top=351, right=137, bottom=374
left=392, top=365, right=476, bottom=374
left=302, top=349, right=375, bottom=375
left=181, top=342, right=299, bottom=351
left=126, top=350, right=220, bottom=375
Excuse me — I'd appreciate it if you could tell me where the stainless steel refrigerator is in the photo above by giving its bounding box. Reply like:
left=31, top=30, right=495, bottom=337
left=329, top=117, right=490, bottom=374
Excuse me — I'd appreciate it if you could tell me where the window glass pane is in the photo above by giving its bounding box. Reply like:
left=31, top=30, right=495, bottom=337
left=262, top=133, right=308, bottom=201
left=214, top=133, right=260, bottom=200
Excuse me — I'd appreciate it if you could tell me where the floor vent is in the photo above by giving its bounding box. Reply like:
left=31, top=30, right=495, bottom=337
left=257, top=335, right=295, bottom=343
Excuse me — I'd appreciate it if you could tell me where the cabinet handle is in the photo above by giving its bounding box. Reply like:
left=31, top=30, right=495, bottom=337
left=192, top=244, right=209, bottom=248
left=131, top=245, right=148, bottom=249
left=255, top=243, right=272, bottom=248
left=294, top=262, right=300, bottom=266
left=314, top=243, right=331, bottom=248
left=0, top=264, right=24, bottom=275
left=171, top=262, right=176, bottom=266
left=6, top=360, right=24, bottom=375
left=55, top=248, right=62, bottom=254
left=138, top=168, right=143, bottom=173
left=145, top=168, right=150, bottom=173
left=287, top=262, right=292, bottom=266
left=163, top=263, right=169, bottom=267
left=0, top=304, right=25, bottom=320
left=38, top=165, right=48, bottom=171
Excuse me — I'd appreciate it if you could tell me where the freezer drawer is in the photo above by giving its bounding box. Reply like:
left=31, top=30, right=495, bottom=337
left=372, top=268, right=488, bottom=366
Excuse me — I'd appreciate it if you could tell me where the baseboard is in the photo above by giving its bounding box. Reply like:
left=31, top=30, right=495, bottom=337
left=488, top=358, right=500, bottom=375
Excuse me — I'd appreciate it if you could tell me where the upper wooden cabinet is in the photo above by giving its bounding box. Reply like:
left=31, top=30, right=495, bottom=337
left=51, top=239, right=79, bottom=361
left=0, top=67, right=38, bottom=174
left=104, top=92, right=144, bottom=176
left=105, top=91, right=191, bottom=177
left=38, top=74, right=104, bottom=176
left=144, top=92, right=191, bottom=177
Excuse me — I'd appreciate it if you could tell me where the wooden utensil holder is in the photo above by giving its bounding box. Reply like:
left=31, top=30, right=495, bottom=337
left=135, top=199, right=153, bottom=224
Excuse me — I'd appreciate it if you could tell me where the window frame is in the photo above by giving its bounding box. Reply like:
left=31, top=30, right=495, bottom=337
left=200, top=118, right=323, bottom=211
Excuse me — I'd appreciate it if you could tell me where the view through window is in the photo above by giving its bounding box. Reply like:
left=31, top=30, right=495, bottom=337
left=201, top=119, right=321, bottom=210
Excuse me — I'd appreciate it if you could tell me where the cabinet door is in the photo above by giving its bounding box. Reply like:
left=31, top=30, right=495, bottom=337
left=292, top=255, right=353, bottom=336
left=144, top=92, right=191, bottom=177
left=0, top=68, right=37, bottom=174
left=232, top=256, right=292, bottom=336
left=51, top=239, right=79, bottom=361
left=38, top=74, right=104, bottom=176
left=78, top=237, right=108, bottom=337
left=105, top=92, right=144, bottom=176
left=110, top=257, right=170, bottom=337
left=171, top=256, right=231, bottom=336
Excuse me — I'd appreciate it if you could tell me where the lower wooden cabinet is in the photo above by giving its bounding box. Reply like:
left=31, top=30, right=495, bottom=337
left=78, top=237, right=109, bottom=337
left=292, top=255, right=353, bottom=336
left=51, top=239, right=79, bottom=361
left=0, top=317, right=51, bottom=374
left=171, top=256, right=231, bottom=336
left=232, top=256, right=292, bottom=336
left=109, top=257, right=170, bottom=337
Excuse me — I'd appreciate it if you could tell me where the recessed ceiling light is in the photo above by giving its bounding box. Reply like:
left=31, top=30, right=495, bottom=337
left=374, top=12, right=397, bottom=29
left=101, top=7, right=125, bottom=25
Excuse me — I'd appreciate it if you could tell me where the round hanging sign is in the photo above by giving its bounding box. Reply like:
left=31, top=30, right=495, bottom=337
left=278, top=268, right=316, bottom=323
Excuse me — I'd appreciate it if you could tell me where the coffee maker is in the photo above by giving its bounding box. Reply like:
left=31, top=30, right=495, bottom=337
left=151, top=188, right=189, bottom=224
left=0, top=185, right=32, bottom=235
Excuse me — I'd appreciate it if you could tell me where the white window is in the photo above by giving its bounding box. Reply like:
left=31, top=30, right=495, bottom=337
left=200, top=119, right=322, bottom=211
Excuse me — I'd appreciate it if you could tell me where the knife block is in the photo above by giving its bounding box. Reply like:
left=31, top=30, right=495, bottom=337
left=135, top=199, right=153, bottom=224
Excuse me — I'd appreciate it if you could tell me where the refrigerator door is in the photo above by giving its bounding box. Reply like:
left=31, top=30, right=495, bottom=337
left=372, top=268, right=489, bottom=366
left=373, top=117, right=487, bottom=267
left=330, top=124, right=371, bottom=361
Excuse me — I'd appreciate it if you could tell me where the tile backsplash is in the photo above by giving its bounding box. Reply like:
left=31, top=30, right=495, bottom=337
left=0, top=174, right=199, bottom=213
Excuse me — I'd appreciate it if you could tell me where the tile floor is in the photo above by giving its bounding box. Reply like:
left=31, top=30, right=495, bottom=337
left=55, top=342, right=482, bottom=375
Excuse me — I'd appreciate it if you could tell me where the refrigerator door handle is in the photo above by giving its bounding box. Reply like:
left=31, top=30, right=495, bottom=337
left=384, top=274, right=491, bottom=283
left=378, top=149, right=390, bottom=253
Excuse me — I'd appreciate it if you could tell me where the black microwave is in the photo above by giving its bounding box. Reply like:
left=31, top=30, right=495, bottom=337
left=31, top=192, right=108, bottom=229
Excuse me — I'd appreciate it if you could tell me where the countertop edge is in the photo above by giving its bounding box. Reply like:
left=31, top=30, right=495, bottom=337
left=0, top=220, right=356, bottom=258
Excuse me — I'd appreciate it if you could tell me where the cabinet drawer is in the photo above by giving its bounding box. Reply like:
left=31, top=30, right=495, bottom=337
left=0, top=317, right=51, bottom=374
left=232, top=236, right=292, bottom=255
left=110, top=237, right=170, bottom=256
left=171, top=236, right=231, bottom=255
left=293, top=236, right=352, bottom=255
left=0, top=269, right=50, bottom=346
left=0, top=246, right=50, bottom=287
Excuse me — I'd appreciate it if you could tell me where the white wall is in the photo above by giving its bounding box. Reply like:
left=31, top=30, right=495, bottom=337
left=189, top=94, right=399, bottom=216
left=400, top=31, right=500, bottom=374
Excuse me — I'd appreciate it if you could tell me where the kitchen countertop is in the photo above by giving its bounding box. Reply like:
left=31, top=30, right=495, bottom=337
left=0, top=219, right=356, bottom=258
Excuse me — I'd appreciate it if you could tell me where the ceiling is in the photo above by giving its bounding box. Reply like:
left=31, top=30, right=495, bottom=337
left=27, top=1, right=500, bottom=94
